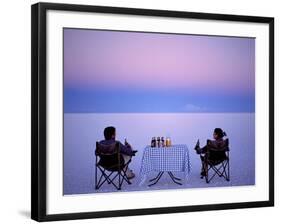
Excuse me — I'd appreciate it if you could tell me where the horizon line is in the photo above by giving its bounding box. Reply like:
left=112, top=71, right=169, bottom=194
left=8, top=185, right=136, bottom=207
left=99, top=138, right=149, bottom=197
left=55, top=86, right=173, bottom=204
left=64, top=112, right=255, bottom=114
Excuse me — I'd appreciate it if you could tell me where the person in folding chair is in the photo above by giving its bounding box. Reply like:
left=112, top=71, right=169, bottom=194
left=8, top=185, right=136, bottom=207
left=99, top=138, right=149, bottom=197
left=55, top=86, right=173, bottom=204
left=194, top=128, right=230, bottom=183
left=95, top=126, right=137, bottom=190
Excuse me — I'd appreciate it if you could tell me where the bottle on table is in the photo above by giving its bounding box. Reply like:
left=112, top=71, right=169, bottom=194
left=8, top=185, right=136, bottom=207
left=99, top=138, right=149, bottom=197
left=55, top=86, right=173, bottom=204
left=151, top=137, right=156, bottom=148
left=166, top=137, right=171, bottom=147
left=161, top=137, right=165, bottom=147
left=157, top=137, right=161, bottom=147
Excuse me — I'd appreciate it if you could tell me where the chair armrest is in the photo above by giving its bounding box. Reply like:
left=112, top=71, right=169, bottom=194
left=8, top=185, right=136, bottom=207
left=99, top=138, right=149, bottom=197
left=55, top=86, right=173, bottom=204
left=208, top=146, right=229, bottom=152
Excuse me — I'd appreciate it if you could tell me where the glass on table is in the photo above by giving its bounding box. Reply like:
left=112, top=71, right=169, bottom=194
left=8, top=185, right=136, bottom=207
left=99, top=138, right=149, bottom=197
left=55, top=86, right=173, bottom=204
left=166, top=137, right=171, bottom=147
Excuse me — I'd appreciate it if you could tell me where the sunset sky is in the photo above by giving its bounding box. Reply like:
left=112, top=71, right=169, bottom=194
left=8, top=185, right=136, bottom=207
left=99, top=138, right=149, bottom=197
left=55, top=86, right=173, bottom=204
left=64, top=28, right=255, bottom=113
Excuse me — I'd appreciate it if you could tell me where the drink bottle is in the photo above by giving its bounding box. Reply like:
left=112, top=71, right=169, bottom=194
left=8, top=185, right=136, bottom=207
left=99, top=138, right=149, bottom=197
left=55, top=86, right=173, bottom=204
left=151, top=137, right=155, bottom=147
left=157, top=137, right=160, bottom=147
left=161, top=137, right=165, bottom=147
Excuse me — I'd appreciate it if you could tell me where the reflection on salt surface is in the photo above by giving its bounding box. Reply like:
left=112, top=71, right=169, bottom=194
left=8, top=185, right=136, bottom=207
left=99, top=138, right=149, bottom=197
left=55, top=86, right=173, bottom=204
left=64, top=113, right=255, bottom=195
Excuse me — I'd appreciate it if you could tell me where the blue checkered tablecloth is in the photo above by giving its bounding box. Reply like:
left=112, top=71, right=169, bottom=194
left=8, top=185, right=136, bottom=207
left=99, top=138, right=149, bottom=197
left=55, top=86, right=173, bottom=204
left=138, top=144, right=191, bottom=185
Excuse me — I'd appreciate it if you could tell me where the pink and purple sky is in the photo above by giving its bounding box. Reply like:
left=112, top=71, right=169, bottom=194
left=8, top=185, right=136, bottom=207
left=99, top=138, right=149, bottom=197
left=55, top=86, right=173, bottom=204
left=64, top=28, right=255, bottom=113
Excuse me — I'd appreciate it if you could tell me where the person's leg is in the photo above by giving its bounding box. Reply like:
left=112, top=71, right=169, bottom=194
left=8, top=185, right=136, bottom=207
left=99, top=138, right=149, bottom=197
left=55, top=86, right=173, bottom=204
left=203, top=160, right=208, bottom=176
left=196, top=144, right=208, bottom=176
left=195, top=143, right=208, bottom=154
left=200, top=155, right=206, bottom=175
left=122, top=154, right=135, bottom=179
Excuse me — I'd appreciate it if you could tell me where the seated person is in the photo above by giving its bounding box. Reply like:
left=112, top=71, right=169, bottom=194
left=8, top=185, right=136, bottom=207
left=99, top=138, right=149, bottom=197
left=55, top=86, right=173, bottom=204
left=194, top=128, right=227, bottom=177
left=99, top=126, right=137, bottom=179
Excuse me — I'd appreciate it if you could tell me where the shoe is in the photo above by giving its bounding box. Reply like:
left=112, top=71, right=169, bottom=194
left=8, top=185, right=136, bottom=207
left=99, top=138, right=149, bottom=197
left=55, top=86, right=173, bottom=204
left=127, top=172, right=135, bottom=179
left=200, top=171, right=206, bottom=176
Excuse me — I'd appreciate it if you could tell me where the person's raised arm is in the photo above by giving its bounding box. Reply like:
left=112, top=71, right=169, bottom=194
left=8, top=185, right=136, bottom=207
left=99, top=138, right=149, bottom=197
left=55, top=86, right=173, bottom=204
left=118, top=141, right=135, bottom=156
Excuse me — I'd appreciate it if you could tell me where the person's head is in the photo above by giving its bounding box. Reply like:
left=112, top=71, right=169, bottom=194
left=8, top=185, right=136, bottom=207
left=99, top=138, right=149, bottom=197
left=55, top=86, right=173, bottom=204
left=104, top=126, right=116, bottom=140
left=213, top=128, right=226, bottom=140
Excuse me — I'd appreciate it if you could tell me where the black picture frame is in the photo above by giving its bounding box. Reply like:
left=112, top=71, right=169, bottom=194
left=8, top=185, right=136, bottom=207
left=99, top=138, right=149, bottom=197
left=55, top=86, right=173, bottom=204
left=31, top=2, right=274, bottom=222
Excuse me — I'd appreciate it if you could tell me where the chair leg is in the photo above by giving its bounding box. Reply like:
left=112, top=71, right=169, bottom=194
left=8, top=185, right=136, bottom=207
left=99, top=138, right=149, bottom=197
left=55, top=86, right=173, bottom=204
left=205, top=167, right=210, bottom=183
left=95, top=165, right=98, bottom=189
left=121, top=165, right=132, bottom=185
left=204, top=165, right=209, bottom=183
left=121, top=172, right=132, bottom=184
left=116, top=170, right=121, bottom=190
left=206, top=166, right=219, bottom=183
left=119, top=173, right=126, bottom=188
left=96, top=168, right=119, bottom=190
left=222, top=161, right=229, bottom=181
left=96, top=164, right=132, bottom=191
left=213, top=163, right=224, bottom=177
left=105, top=172, right=121, bottom=190
left=204, top=160, right=230, bottom=184
left=119, top=162, right=133, bottom=188
left=95, top=157, right=98, bottom=189
left=218, top=161, right=230, bottom=181
left=226, top=160, right=230, bottom=181
left=96, top=167, right=107, bottom=190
